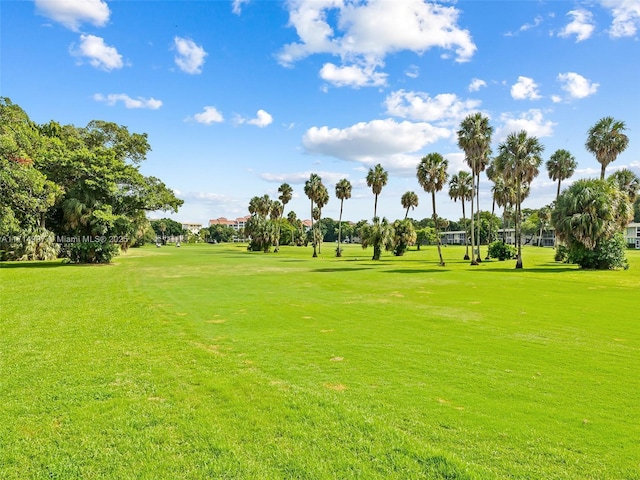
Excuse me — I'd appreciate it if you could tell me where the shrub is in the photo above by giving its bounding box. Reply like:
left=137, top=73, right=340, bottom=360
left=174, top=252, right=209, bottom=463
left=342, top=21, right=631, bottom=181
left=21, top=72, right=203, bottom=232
left=62, top=241, right=120, bottom=264
left=488, top=241, right=516, bottom=261
left=554, top=244, right=569, bottom=262
left=566, top=233, right=628, bottom=270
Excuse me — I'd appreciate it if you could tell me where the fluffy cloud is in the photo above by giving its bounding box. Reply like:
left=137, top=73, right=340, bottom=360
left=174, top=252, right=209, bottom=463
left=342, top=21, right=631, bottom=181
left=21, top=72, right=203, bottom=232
left=510, top=76, right=541, bottom=100
left=600, top=0, right=640, bottom=37
left=236, top=109, right=274, bottom=128
left=189, top=106, right=224, bottom=125
left=278, top=0, right=475, bottom=88
left=558, top=9, right=595, bottom=42
left=232, top=0, right=250, bottom=15
left=468, top=78, right=487, bottom=92
left=496, top=109, right=556, bottom=140
left=302, top=118, right=451, bottom=168
left=557, top=72, right=599, bottom=99
left=173, top=37, right=207, bottom=74
left=71, top=35, right=123, bottom=71
left=384, top=90, right=481, bottom=127
left=319, top=62, right=387, bottom=88
left=35, top=0, right=109, bottom=31
left=94, top=93, right=162, bottom=109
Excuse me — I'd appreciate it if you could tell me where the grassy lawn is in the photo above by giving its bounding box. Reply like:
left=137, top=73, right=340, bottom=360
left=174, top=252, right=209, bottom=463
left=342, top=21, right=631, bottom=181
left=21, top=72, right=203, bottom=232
left=1, top=243, right=639, bottom=479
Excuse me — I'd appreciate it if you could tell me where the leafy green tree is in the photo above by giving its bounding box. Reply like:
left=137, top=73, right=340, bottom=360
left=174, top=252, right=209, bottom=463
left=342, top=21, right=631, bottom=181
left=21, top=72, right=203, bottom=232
left=495, top=130, right=544, bottom=268
left=401, top=191, right=419, bottom=220
left=417, top=153, right=449, bottom=266
left=586, top=117, right=629, bottom=180
left=415, top=227, right=437, bottom=250
left=366, top=163, right=388, bottom=218
left=448, top=171, right=472, bottom=259
left=392, top=218, right=416, bottom=256
left=361, top=217, right=394, bottom=260
left=546, top=149, right=577, bottom=201
left=335, top=178, right=352, bottom=257
left=151, top=218, right=184, bottom=241
left=552, top=179, right=632, bottom=269
left=457, top=113, right=493, bottom=265
left=537, top=206, right=551, bottom=247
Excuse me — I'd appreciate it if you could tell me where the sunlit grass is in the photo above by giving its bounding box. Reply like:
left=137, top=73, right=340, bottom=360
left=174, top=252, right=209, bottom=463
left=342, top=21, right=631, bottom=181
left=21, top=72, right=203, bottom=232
left=1, top=243, right=639, bottom=479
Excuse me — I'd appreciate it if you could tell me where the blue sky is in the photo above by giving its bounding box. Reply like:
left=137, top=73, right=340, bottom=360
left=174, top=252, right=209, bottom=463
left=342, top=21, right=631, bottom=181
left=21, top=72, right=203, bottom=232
left=2, top=0, right=639, bottom=225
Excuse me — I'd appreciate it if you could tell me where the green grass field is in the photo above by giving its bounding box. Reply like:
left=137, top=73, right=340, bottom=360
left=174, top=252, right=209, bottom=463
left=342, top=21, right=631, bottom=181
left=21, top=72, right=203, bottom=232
left=1, top=243, right=639, bottom=479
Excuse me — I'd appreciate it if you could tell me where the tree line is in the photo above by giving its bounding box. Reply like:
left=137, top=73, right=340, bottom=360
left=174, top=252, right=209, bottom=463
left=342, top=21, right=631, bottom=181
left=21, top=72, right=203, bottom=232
left=0, top=98, right=182, bottom=263
left=245, top=113, right=638, bottom=270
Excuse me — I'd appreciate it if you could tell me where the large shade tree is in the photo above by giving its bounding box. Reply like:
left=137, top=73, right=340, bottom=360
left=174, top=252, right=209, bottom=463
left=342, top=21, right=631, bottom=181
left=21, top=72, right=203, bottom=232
left=335, top=178, right=352, bottom=257
left=457, top=113, right=493, bottom=265
left=417, top=153, right=449, bottom=266
left=586, top=117, right=629, bottom=180
left=495, top=130, right=544, bottom=269
left=552, top=179, right=632, bottom=269
left=366, top=163, right=388, bottom=218
left=448, top=171, right=472, bottom=259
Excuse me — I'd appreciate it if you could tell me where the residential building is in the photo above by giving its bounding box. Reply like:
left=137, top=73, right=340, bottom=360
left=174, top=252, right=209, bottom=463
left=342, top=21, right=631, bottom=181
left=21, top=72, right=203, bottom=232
left=209, top=216, right=250, bottom=231
left=626, top=223, right=640, bottom=249
left=181, top=222, right=203, bottom=235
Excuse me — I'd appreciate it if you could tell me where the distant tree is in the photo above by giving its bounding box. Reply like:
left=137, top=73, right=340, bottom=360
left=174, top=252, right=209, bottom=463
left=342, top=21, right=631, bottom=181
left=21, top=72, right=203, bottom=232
left=335, top=178, right=352, bottom=257
left=586, top=117, right=629, bottom=180
left=457, top=113, right=493, bottom=265
left=448, top=171, right=472, bottom=259
left=361, top=217, right=394, bottom=260
left=495, top=130, right=544, bottom=268
left=392, top=218, right=416, bottom=256
left=537, top=206, right=551, bottom=247
left=546, top=149, right=577, bottom=201
left=401, top=191, right=419, bottom=220
left=415, top=227, right=438, bottom=250
left=275, top=183, right=293, bottom=252
left=304, top=173, right=322, bottom=257
left=417, top=153, right=449, bottom=266
left=366, top=163, right=388, bottom=218
left=552, top=179, right=632, bottom=269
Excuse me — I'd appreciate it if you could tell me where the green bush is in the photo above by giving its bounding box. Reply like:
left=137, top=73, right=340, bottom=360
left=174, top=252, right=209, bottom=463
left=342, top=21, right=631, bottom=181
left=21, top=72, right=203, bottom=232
left=566, top=233, right=629, bottom=270
left=62, top=241, right=120, bottom=264
left=488, top=241, right=516, bottom=261
left=554, top=244, right=569, bottom=262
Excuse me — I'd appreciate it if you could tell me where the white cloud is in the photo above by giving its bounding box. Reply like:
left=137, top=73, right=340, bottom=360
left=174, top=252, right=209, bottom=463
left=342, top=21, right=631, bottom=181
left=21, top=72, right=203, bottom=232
left=319, top=62, right=387, bottom=88
left=510, top=76, right=541, bottom=100
left=600, top=0, right=640, bottom=37
left=232, top=0, right=250, bottom=15
left=384, top=90, right=482, bottom=127
left=497, top=109, right=556, bottom=140
left=405, top=65, right=420, bottom=79
left=173, top=36, right=207, bottom=74
left=302, top=118, right=452, bottom=168
left=520, top=15, right=543, bottom=32
left=189, top=106, right=224, bottom=125
left=236, top=109, right=274, bottom=128
left=35, top=0, right=109, bottom=31
left=278, top=0, right=476, bottom=88
left=71, top=35, right=123, bottom=71
left=557, top=72, right=599, bottom=99
left=558, top=9, right=595, bottom=42
left=94, top=93, right=162, bottom=109
left=551, top=95, right=563, bottom=103
left=468, top=78, right=487, bottom=92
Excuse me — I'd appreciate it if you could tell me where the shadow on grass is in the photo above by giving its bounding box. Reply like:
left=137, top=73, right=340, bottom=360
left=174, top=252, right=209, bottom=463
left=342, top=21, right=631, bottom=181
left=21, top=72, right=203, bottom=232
left=312, top=267, right=374, bottom=273
left=0, top=260, right=69, bottom=269
left=385, top=268, right=450, bottom=274
left=478, top=266, right=578, bottom=273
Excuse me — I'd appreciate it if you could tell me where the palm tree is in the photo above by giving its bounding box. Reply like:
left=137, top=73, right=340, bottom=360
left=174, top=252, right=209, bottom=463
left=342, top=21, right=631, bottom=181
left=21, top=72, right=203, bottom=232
left=537, top=206, right=551, bottom=247
left=457, top=113, right=493, bottom=265
left=366, top=163, right=388, bottom=218
left=400, top=191, right=419, bottom=220
left=315, top=182, right=329, bottom=254
left=417, top=153, right=449, bottom=266
left=275, top=183, right=293, bottom=252
left=304, top=173, right=321, bottom=257
left=608, top=168, right=640, bottom=202
left=546, top=149, right=577, bottom=201
left=586, top=117, right=629, bottom=180
left=448, top=171, right=472, bottom=259
left=335, top=178, right=352, bottom=257
left=495, top=130, right=545, bottom=269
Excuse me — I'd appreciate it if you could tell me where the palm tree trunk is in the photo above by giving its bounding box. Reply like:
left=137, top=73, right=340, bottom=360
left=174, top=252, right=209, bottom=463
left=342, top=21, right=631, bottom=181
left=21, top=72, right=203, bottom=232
left=469, top=170, right=477, bottom=265
left=337, top=200, right=344, bottom=257
left=433, top=192, right=445, bottom=266
left=600, top=163, right=606, bottom=181
left=476, top=172, right=482, bottom=262
left=404, top=207, right=409, bottom=220
left=374, top=194, right=378, bottom=219
left=515, top=181, right=523, bottom=269
left=462, top=199, right=469, bottom=260
left=311, top=199, right=317, bottom=257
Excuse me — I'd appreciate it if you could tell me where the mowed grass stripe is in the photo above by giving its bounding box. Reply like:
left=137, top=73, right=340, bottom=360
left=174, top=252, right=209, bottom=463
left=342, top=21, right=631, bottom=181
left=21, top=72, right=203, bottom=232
left=1, top=244, right=638, bottom=479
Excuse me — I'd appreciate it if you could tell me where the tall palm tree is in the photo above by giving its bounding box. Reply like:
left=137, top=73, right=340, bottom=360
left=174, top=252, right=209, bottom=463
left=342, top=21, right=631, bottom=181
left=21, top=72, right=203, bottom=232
left=366, top=163, right=388, bottom=218
left=417, top=153, right=449, bottom=266
left=448, top=171, right=472, bottom=259
left=457, top=113, right=493, bottom=265
left=586, top=117, right=629, bottom=180
left=275, top=183, right=293, bottom=252
left=495, top=130, right=545, bottom=269
left=546, top=149, right=577, bottom=201
left=608, top=168, right=640, bottom=202
left=315, top=182, right=329, bottom=254
left=335, top=178, right=352, bottom=257
left=304, top=173, right=321, bottom=257
left=401, top=191, right=419, bottom=219
left=537, top=206, right=551, bottom=247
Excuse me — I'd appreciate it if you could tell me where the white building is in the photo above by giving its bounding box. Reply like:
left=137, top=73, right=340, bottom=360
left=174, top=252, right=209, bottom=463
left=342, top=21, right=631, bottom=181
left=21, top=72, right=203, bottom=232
left=181, top=222, right=203, bottom=235
left=626, top=223, right=640, bottom=249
